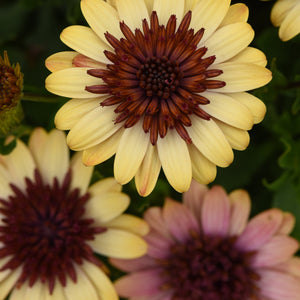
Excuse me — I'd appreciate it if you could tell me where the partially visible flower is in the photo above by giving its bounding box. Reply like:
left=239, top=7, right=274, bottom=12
left=111, top=181, right=300, bottom=300
left=262, top=0, right=300, bottom=41
left=0, top=51, right=24, bottom=136
left=0, top=127, right=148, bottom=300
left=45, top=0, right=271, bottom=196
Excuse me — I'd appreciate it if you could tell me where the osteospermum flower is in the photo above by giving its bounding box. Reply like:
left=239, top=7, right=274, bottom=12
left=0, top=128, right=148, bottom=300
left=262, top=0, right=300, bottom=41
left=111, top=181, right=300, bottom=300
left=45, top=0, right=272, bottom=196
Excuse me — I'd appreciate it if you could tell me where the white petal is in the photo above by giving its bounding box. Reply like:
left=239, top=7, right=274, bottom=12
left=45, top=51, right=78, bottom=72
left=219, top=3, right=249, bottom=27
left=186, top=116, right=233, bottom=167
left=114, top=121, right=149, bottom=185
left=60, top=26, right=111, bottom=64
left=157, top=129, right=192, bottom=193
left=0, top=267, right=22, bottom=300
left=88, top=177, right=122, bottom=196
left=81, top=0, right=122, bottom=42
left=204, top=22, right=254, bottom=64
left=279, top=4, right=300, bottom=41
left=67, top=105, right=122, bottom=151
left=45, top=67, right=102, bottom=98
left=135, top=144, right=161, bottom=197
left=116, top=0, right=149, bottom=31
left=55, top=98, right=102, bottom=130
left=229, top=46, right=267, bottom=67
left=153, top=0, right=184, bottom=25
left=10, top=281, right=44, bottom=300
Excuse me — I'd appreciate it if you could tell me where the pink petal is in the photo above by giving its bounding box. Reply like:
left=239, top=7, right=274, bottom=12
left=273, top=257, right=300, bottom=278
left=257, top=269, right=300, bottom=300
left=114, top=269, right=165, bottom=298
left=182, top=179, right=208, bottom=224
left=132, top=290, right=173, bottom=300
left=235, top=208, right=283, bottom=251
left=276, top=212, right=296, bottom=235
left=201, top=185, right=230, bottom=236
left=251, top=235, right=299, bottom=268
left=145, top=230, right=172, bottom=259
left=228, top=189, right=251, bottom=235
left=162, top=198, right=200, bottom=242
left=110, top=255, right=156, bottom=272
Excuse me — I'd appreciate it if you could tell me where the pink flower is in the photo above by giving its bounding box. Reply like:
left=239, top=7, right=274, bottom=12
left=111, top=181, right=300, bottom=300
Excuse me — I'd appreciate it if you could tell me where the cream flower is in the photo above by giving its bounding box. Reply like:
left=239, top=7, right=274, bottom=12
left=45, top=0, right=272, bottom=196
left=0, top=128, right=148, bottom=300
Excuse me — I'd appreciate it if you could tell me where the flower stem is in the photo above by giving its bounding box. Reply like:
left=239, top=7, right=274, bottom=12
left=22, top=93, right=65, bottom=103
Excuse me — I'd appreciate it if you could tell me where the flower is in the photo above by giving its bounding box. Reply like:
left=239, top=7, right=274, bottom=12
left=262, top=0, right=300, bottom=41
left=0, top=127, right=148, bottom=300
left=0, top=51, right=24, bottom=136
left=111, top=180, right=300, bottom=300
left=45, top=0, right=272, bottom=196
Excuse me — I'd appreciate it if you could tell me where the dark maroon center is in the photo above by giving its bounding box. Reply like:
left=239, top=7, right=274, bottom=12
left=160, top=233, right=260, bottom=300
left=0, top=169, right=106, bottom=293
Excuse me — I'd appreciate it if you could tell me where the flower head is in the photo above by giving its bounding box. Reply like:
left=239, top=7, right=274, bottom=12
left=111, top=181, right=300, bottom=300
left=0, top=128, right=148, bottom=300
left=45, top=0, right=272, bottom=196
left=0, top=51, right=24, bottom=136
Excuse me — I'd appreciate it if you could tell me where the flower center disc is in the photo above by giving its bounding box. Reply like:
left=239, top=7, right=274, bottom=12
left=85, top=11, right=225, bottom=145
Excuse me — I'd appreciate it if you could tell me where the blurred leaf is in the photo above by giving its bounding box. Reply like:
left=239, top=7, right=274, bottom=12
left=0, top=137, right=16, bottom=155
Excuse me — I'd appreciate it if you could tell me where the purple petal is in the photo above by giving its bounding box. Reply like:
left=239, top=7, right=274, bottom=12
left=110, top=255, right=156, bottom=272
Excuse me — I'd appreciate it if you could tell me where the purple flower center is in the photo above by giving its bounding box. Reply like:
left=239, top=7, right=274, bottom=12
left=85, top=11, right=225, bottom=145
left=160, top=233, right=260, bottom=300
left=0, top=169, right=106, bottom=294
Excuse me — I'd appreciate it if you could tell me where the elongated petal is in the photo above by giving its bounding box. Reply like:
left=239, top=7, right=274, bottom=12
left=45, top=67, right=102, bottom=98
left=205, top=22, right=254, bottom=64
left=44, top=282, right=67, bottom=300
left=157, top=129, right=192, bottom=193
left=184, top=0, right=200, bottom=13
left=89, top=228, right=147, bottom=258
left=0, top=164, right=11, bottom=199
left=219, top=3, right=249, bottom=27
left=114, top=121, right=149, bottom=185
left=85, top=192, right=130, bottom=224
left=88, top=177, right=122, bottom=195
left=153, top=0, right=184, bottom=25
left=202, top=91, right=253, bottom=130
left=81, top=0, right=122, bottom=42
left=271, top=0, right=297, bottom=26
left=278, top=5, right=300, bottom=41
left=229, top=47, right=267, bottom=67
left=110, top=255, right=155, bottom=272
left=145, top=230, right=171, bottom=259
left=210, top=62, right=272, bottom=93
left=201, top=185, right=230, bottom=236
left=116, top=0, right=149, bottom=31
left=0, top=268, right=21, bottom=300
left=277, top=212, right=296, bottom=235
left=187, top=116, right=233, bottom=167
left=274, top=257, right=300, bottom=277
left=55, top=98, right=102, bottom=130
left=45, top=51, right=78, bottom=72
left=10, top=281, right=44, bottom=300
left=135, top=144, right=161, bottom=197
left=67, top=105, right=122, bottom=151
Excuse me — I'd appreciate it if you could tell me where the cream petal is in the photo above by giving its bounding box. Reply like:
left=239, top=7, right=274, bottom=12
left=10, top=281, right=44, bottom=300
left=70, top=152, right=93, bottom=194
left=192, top=0, right=231, bottom=43
left=135, top=144, right=161, bottom=197
left=80, top=0, right=122, bottom=42
left=45, top=51, right=78, bottom=72
left=0, top=267, right=21, bottom=300
left=84, top=192, right=130, bottom=224
left=44, top=281, right=67, bottom=300
left=184, top=0, right=199, bottom=13
left=88, top=177, right=122, bottom=195
left=277, top=212, right=296, bottom=235
left=60, top=25, right=111, bottom=64
left=45, top=67, right=102, bottom=98
left=271, top=0, right=297, bottom=27
left=219, top=3, right=249, bottom=27
left=64, top=265, right=99, bottom=300
left=144, top=0, right=154, bottom=14
left=229, top=47, right=267, bottom=67
left=279, top=5, right=300, bottom=41
left=213, top=119, right=250, bottom=151
left=210, top=62, right=272, bottom=93
left=114, top=121, right=149, bottom=185
left=0, top=256, right=14, bottom=282
left=188, top=144, right=217, bottom=184
left=67, top=105, right=122, bottom=151
left=153, top=0, right=184, bottom=25
left=201, top=185, right=231, bottom=236
left=116, top=0, right=149, bottom=31
left=204, top=22, right=254, bottom=64
left=103, top=214, right=149, bottom=236
left=55, top=98, right=102, bottom=130
left=202, top=91, right=254, bottom=130
left=88, top=228, right=147, bottom=258
left=228, top=92, right=266, bottom=124
left=82, top=128, right=124, bottom=166
left=0, top=162, right=14, bottom=199
left=157, top=129, right=192, bottom=193
left=186, top=116, right=233, bottom=167
left=37, top=129, right=69, bottom=185
left=228, top=189, right=251, bottom=235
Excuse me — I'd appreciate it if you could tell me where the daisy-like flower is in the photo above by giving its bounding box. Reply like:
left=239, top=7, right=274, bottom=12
left=111, top=181, right=300, bottom=300
left=0, top=128, right=148, bottom=300
left=262, top=0, right=300, bottom=41
left=45, top=0, right=272, bottom=196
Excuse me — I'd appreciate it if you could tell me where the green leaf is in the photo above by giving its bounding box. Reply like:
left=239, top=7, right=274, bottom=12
left=0, top=137, right=16, bottom=155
